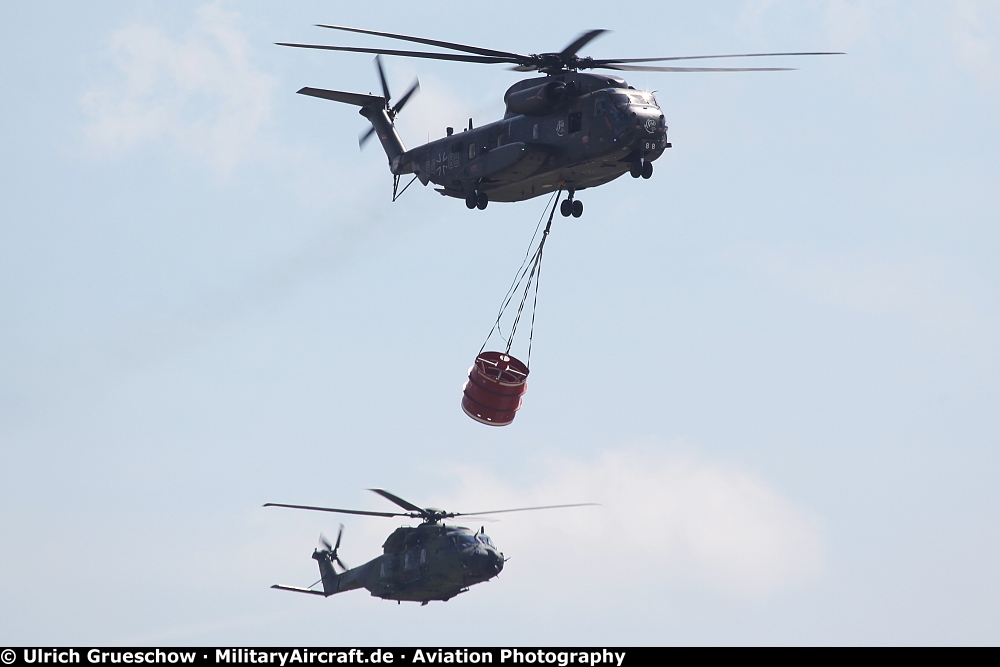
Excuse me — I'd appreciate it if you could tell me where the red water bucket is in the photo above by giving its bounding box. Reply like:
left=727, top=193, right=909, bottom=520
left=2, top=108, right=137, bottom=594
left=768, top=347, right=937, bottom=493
left=462, top=351, right=529, bottom=426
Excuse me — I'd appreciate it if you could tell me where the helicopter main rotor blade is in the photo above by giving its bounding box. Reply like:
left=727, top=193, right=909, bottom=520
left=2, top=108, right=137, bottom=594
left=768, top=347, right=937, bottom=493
left=276, top=42, right=516, bottom=65
left=590, top=51, right=844, bottom=66
left=368, top=489, right=427, bottom=514
left=263, top=502, right=404, bottom=518
left=559, top=29, right=609, bottom=58
left=315, top=23, right=528, bottom=60
left=602, top=64, right=795, bottom=73
left=450, top=502, right=601, bottom=518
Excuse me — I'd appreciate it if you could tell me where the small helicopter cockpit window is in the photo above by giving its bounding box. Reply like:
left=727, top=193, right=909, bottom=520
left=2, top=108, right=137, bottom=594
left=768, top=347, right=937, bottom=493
left=476, top=534, right=495, bottom=549
left=452, top=533, right=477, bottom=549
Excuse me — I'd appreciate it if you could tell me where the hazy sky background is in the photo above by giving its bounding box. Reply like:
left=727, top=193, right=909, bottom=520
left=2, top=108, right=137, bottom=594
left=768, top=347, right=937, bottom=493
left=2, top=0, right=999, bottom=646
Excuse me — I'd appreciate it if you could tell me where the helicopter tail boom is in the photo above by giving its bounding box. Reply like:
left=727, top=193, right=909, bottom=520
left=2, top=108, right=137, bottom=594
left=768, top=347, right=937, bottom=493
left=296, top=87, right=406, bottom=163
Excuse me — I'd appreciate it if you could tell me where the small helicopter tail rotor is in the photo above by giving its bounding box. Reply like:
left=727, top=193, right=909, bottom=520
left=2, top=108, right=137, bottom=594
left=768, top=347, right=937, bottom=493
left=317, top=525, right=349, bottom=572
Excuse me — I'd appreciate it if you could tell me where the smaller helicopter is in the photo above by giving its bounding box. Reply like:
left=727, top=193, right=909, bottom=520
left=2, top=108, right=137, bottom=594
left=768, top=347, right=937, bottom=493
left=266, top=489, right=597, bottom=605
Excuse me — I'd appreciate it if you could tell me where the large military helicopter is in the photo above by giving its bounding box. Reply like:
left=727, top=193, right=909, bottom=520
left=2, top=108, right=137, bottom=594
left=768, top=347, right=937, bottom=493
left=278, top=24, right=840, bottom=216
left=266, top=489, right=597, bottom=604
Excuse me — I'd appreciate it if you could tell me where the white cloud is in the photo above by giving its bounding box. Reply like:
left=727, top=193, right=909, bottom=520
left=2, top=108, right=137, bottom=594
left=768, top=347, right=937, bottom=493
left=81, top=2, right=276, bottom=175
left=720, top=243, right=982, bottom=332
left=946, top=1, right=1000, bottom=85
left=432, top=445, right=825, bottom=595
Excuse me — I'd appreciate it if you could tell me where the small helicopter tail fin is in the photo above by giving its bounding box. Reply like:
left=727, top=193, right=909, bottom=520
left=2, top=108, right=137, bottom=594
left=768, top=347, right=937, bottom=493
left=313, top=547, right=341, bottom=596
left=296, top=87, right=406, bottom=163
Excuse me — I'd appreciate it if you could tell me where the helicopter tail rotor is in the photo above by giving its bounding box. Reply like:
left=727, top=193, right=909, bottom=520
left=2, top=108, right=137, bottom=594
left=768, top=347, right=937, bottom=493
left=359, top=55, right=420, bottom=150
left=317, top=524, right=349, bottom=572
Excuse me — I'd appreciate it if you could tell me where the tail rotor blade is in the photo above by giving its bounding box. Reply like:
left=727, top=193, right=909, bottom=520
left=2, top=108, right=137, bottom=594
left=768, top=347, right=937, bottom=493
left=392, top=79, right=420, bottom=116
left=359, top=125, right=376, bottom=149
left=334, top=524, right=344, bottom=551
left=319, top=533, right=332, bottom=552
left=374, top=55, right=392, bottom=103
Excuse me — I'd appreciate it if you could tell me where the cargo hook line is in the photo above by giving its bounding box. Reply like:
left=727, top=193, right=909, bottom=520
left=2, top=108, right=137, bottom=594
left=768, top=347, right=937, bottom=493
left=480, top=188, right=563, bottom=368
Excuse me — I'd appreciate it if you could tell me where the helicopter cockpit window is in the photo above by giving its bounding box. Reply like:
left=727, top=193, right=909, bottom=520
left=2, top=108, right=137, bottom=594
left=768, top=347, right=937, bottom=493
left=476, top=534, right=495, bottom=549
left=627, top=92, right=654, bottom=106
left=452, top=533, right=477, bottom=549
left=594, top=94, right=610, bottom=117
left=611, top=93, right=630, bottom=107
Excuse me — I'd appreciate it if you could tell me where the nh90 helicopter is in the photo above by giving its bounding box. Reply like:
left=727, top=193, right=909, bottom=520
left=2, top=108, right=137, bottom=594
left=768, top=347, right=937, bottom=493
left=266, top=489, right=597, bottom=604
left=279, top=25, right=841, bottom=216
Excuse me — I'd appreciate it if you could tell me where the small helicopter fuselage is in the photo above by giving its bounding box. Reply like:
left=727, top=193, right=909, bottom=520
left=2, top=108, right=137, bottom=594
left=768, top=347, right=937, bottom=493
left=391, top=72, right=668, bottom=205
left=329, top=523, right=504, bottom=603
left=267, top=490, right=597, bottom=605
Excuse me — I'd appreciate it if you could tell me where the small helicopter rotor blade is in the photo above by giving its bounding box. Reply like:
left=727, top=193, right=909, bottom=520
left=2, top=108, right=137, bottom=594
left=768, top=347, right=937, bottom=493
left=333, top=554, right=349, bottom=571
left=590, top=51, right=845, bottom=66
left=392, top=79, right=420, bottom=116
left=359, top=125, right=376, bottom=149
left=318, top=533, right=333, bottom=552
left=276, top=43, right=514, bottom=65
left=450, top=502, right=601, bottom=518
left=263, top=502, right=404, bottom=518
left=333, top=524, right=344, bottom=552
left=601, top=64, right=796, bottom=73
left=315, top=24, right=528, bottom=60
left=368, top=489, right=427, bottom=514
left=559, top=29, right=609, bottom=58
left=374, top=55, right=392, bottom=103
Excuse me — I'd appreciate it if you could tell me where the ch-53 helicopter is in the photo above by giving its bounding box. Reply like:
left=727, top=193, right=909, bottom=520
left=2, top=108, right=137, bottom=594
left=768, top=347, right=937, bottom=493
left=266, top=489, right=597, bottom=605
left=278, top=24, right=841, bottom=216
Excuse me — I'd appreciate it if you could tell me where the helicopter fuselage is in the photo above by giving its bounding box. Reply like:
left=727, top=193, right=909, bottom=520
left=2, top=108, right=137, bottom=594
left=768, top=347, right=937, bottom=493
left=318, top=523, right=504, bottom=603
left=391, top=72, right=668, bottom=204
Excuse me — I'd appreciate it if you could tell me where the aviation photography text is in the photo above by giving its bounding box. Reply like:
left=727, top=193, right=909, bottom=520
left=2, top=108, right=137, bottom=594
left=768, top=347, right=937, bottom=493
left=10, top=649, right=631, bottom=667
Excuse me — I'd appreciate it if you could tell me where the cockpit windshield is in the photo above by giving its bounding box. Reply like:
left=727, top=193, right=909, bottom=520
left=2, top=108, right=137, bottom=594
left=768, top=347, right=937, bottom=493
left=476, top=534, right=495, bottom=549
left=451, top=533, right=478, bottom=549
left=628, top=91, right=656, bottom=106
left=611, top=91, right=657, bottom=107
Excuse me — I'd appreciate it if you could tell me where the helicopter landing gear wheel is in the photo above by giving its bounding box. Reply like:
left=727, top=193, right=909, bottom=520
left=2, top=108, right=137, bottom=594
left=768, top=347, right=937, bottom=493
left=641, top=160, right=653, bottom=179
left=466, top=193, right=477, bottom=209
left=571, top=199, right=584, bottom=218
left=560, top=199, right=573, bottom=217
left=630, top=161, right=643, bottom=178
left=476, top=191, right=489, bottom=210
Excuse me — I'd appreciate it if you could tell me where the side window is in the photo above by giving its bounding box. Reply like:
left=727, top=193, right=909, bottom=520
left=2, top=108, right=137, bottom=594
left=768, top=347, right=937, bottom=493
left=594, top=95, right=609, bottom=117
left=420, top=548, right=427, bottom=565
left=469, top=143, right=476, bottom=159
left=568, top=112, right=582, bottom=134
left=532, top=124, right=539, bottom=140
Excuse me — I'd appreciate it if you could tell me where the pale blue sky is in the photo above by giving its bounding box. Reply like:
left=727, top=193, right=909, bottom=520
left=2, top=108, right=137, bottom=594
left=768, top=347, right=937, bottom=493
left=2, top=0, right=999, bottom=646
